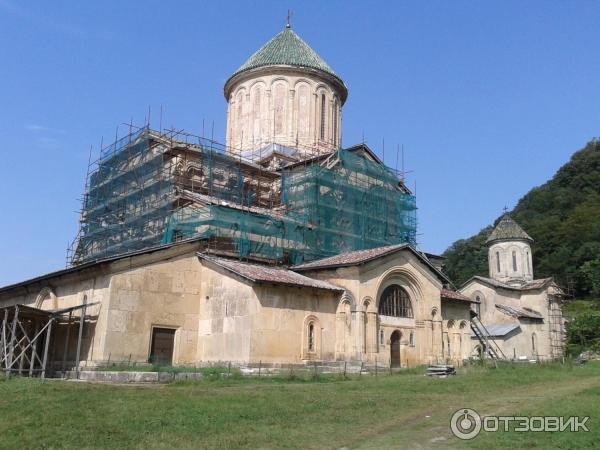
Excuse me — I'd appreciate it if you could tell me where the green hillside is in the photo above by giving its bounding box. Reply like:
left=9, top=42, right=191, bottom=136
left=443, top=139, right=600, bottom=297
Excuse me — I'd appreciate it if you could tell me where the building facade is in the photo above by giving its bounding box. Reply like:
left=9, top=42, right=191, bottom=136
left=0, top=241, right=473, bottom=371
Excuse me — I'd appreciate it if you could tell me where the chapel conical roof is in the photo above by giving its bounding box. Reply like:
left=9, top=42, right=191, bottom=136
left=226, top=27, right=345, bottom=90
left=486, top=214, right=533, bottom=244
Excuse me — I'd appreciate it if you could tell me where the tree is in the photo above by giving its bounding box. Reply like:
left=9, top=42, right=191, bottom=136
left=581, top=256, right=600, bottom=297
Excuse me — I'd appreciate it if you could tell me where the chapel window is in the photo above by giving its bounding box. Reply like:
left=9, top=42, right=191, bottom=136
left=512, top=251, right=517, bottom=272
left=308, top=322, right=315, bottom=352
left=496, top=251, right=501, bottom=273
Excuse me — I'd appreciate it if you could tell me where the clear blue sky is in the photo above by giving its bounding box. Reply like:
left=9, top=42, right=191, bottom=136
left=1, top=1, right=599, bottom=286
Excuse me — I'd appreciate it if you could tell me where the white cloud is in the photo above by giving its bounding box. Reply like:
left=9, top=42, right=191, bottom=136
left=26, top=124, right=66, bottom=134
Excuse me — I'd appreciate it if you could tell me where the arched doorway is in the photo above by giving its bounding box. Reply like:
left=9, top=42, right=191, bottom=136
left=390, top=330, right=401, bottom=368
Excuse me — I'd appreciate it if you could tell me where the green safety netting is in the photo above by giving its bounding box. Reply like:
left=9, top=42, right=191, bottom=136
left=73, top=129, right=416, bottom=266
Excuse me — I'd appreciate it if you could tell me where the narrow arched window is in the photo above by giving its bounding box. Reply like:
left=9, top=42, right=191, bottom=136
left=474, top=295, right=481, bottom=316
left=308, top=322, right=315, bottom=352
left=496, top=251, right=501, bottom=273
left=512, top=251, right=517, bottom=272
left=320, top=93, right=326, bottom=141
left=379, top=285, right=413, bottom=318
left=333, top=98, right=338, bottom=146
left=274, top=84, right=285, bottom=136
left=409, top=331, right=415, bottom=347
left=379, top=328, right=384, bottom=345
left=526, top=251, right=531, bottom=274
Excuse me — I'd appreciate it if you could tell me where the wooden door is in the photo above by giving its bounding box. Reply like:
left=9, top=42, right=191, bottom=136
left=390, top=330, right=401, bottom=368
left=150, top=328, right=175, bottom=365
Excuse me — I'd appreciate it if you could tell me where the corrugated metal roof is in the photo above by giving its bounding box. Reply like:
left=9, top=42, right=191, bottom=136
left=198, top=254, right=343, bottom=291
left=472, top=323, right=521, bottom=338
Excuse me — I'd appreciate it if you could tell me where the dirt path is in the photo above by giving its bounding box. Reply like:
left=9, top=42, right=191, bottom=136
left=348, top=375, right=600, bottom=449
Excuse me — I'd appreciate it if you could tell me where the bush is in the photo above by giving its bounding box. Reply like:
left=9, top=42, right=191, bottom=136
left=566, top=312, right=600, bottom=355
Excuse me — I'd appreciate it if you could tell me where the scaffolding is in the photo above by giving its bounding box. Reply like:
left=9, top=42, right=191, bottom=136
left=67, top=125, right=417, bottom=266
left=0, top=302, right=97, bottom=379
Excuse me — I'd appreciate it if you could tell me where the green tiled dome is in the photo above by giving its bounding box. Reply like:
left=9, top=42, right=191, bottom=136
left=228, top=27, right=343, bottom=84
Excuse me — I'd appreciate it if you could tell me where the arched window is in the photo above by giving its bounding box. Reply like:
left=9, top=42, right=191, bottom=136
left=252, top=86, right=261, bottom=144
left=320, top=93, right=326, bottom=141
left=526, top=250, right=531, bottom=274
left=512, top=251, right=517, bottom=272
left=496, top=251, right=501, bottom=273
left=379, top=328, right=384, bottom=345
left=332, top=98, right=338, bottom=146
left=409, top=331, right=415, bottom=347
left=474, top=295, right=481, bottom=316
left=303, top=316, right=320, bottom=359
left=236, top=92, right=244, bottom=144
left=531, top=332, right=537, bottom=354
left=308, top=322, right=315, bottom=352
left=274, top=83, right=286, bottom=136
left=379, top=285, right=413, bottom=318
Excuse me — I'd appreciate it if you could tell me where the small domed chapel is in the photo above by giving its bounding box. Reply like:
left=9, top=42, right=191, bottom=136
left=0, top=24, right=562, bottom=375
left=460, top=215, right=565, bottom=361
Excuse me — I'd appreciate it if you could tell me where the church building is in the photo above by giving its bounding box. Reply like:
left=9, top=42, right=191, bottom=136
left=0, top=24, right=512, bottom=377
left=460, top=215, right=565, bottom=361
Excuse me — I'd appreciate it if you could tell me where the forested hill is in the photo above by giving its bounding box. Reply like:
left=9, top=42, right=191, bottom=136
left=443, top=139, right=600, bottom=297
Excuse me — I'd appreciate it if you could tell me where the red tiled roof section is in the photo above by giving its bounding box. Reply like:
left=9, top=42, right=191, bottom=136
left=440, top=288, right=473, bottom=303
left=292, top=244, right=409, bottom=270
left=198, top=254, right=343, bottom=291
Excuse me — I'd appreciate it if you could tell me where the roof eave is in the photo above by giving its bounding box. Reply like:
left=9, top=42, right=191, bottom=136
left=197, top=253, right=343, bottom=292
left=224, top=65, right=348, bottom=104
left=293, top=245, right=452, bottom=286
left=486, top=236, right=534, bottom=245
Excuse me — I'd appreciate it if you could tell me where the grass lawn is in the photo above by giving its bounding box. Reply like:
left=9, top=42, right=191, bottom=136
left=1, top=362, right=599, bottom=449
